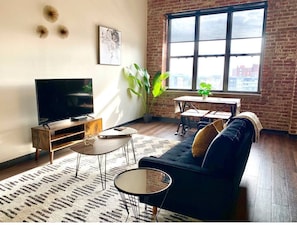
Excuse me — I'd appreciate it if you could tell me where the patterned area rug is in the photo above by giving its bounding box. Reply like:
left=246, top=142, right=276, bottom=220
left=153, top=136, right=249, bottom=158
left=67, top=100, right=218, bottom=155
left=0, top=134, right=200, bottom=222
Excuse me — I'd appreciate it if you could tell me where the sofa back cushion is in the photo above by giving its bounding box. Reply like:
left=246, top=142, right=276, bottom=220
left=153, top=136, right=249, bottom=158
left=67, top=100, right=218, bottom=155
left=201, top=118, right=253, bottom=176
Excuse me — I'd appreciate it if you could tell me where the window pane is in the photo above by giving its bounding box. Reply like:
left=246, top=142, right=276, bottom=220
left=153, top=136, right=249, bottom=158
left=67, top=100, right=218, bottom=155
left=232, top=9, right=264, bottom=38
left=228, top=56, right=260, bottom=92
left=170, top=42, right=195, bottom=56
left=231, top=38, right=262, bottom=54
left=170, top=17, right=195, bottom=42
left=169, top=58, right=193, bottom=89
left=197, top=57, right=224, bottom=90
left=199, top=40, right=226, bottom=55
left=199, top=13, right=227, bottom=40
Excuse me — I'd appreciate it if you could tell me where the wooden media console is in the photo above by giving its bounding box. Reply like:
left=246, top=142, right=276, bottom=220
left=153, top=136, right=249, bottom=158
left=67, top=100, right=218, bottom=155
left=31, top=117, right=102, bottom=164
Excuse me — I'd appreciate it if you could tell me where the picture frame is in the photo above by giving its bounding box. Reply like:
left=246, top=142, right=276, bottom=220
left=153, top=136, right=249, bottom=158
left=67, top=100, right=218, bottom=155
left=98, top=26, right=121, bottom=65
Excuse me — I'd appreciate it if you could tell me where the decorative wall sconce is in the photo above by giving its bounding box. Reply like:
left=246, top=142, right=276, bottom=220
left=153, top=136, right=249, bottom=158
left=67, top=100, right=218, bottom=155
left=36, top=25, right=49, bottom=38
left=43, top=5, right=59, bottom=23
left=37, top=5, right=69, bottom=39
left=58, top=25, right=69, bottom=38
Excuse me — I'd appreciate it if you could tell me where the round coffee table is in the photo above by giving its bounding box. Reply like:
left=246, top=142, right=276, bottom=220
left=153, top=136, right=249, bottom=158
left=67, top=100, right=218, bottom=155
left=71, top=136, right=131, bottom=190
left=114, top=167, right=172, bottom=221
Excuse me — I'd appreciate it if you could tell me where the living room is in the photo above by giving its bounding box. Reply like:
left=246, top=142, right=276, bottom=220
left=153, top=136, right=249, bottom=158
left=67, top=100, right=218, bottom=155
left=1, top=0, right=297, bottom=222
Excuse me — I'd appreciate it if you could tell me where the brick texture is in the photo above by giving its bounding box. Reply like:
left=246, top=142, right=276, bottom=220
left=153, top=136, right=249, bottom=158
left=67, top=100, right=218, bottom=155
left=147, top=0, right=297, bottom=135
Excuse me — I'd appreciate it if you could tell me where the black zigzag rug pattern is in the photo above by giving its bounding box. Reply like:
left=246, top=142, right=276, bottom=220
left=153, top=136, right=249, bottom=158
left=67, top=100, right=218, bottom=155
left=0, top=134, right=200, bottom=222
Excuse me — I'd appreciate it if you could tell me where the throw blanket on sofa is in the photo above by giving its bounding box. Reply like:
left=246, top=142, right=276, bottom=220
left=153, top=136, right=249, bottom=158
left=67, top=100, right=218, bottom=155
left=235, top=111, right=263, bottom=142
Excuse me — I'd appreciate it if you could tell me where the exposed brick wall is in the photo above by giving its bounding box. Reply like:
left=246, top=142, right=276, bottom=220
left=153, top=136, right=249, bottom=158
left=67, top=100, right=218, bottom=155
left=147, top=0, right=297, bottom=134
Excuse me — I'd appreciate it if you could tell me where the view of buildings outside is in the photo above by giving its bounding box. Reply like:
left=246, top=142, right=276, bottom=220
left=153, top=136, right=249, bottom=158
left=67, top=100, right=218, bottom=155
left=169, top=50, right=261, bottom=92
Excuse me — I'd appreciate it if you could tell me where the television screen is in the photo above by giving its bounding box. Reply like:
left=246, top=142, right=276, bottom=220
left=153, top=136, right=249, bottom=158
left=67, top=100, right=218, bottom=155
left=35, top=78, right=94, bottom=125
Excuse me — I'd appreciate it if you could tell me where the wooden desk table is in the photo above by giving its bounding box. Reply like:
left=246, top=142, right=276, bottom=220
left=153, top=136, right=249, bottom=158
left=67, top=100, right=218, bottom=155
left=173, top=96, right=241, bottom=135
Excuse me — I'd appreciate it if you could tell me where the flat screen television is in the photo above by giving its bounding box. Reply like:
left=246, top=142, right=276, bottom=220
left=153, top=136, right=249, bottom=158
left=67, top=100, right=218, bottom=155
left=35, top=78, right=94, bottom=125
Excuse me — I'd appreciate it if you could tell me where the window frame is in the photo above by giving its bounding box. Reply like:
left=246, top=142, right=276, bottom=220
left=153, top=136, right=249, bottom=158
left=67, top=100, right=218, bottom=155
left=166, top=1, right=268, bottom=93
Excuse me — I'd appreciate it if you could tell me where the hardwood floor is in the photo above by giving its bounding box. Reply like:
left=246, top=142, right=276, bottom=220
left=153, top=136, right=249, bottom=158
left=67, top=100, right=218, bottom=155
left=1, top=120, right=296, bottom=222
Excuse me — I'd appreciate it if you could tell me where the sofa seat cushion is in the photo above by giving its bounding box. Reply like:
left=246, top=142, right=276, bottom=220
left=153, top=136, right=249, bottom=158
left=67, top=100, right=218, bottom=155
left=159, top=134, right=204, bottom=166
left=201, top=119, right=248, bottom=175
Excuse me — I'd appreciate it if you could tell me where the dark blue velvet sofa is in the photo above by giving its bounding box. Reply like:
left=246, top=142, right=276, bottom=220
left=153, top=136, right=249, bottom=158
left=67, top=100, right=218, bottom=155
left=138, top=118, right=255, bottom=221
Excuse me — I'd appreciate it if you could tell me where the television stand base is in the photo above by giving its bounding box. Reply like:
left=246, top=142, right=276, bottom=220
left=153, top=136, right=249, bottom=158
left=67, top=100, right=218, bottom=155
left=32, top=118, right=103, bottom=164
left=71, top=116, right=87, bottom=121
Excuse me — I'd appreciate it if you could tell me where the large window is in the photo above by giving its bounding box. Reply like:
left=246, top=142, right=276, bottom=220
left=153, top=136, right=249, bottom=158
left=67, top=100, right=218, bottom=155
left=167, top=2, right=267, bottom=93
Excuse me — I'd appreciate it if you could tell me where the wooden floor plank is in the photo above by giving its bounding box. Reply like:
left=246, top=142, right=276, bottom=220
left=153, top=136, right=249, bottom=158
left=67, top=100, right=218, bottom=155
left=272, top=163, right=289, bottom=207
left=272, top=204, right=291, bottom=222
left=253, top=188, right=272, bottom=221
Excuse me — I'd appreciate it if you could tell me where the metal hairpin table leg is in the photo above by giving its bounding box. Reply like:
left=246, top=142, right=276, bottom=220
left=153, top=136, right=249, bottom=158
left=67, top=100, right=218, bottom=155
left=124, top=144, right=130, bottom=165
left=154, top=187, right=170, bottom=222
left=130, top=137, right=137, bottom=164
left=123, top=138, right=136, bottom=165
left=75, top=153, right=81, bottom=177
left=97, top=155, right=106, bottom=190
left=119, top=192, right=140, bottom=221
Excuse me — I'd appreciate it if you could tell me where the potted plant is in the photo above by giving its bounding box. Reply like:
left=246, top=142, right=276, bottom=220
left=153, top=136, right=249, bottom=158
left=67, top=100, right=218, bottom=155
left=197, top=82, right=212, bottom=99
left=123, top=63, right=169, bottom=122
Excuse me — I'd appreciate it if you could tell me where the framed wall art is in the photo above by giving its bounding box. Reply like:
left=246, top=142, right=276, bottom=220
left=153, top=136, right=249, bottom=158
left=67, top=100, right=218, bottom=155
left=98, top=26, right=121, bottom=65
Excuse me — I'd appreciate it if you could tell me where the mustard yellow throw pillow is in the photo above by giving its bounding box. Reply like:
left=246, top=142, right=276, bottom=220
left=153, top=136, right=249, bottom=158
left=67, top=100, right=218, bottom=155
left=192, top=119, right=225, bottom=157
left=212, top=119, right=225, bottom=132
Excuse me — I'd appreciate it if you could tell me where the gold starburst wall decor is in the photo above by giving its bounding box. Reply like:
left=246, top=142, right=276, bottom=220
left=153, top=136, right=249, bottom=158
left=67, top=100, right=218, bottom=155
left=43, top=5, right=59, bottom=23
left=58, top=25, right=69, bottom=38
left=36, top=25, right=49, bottom=38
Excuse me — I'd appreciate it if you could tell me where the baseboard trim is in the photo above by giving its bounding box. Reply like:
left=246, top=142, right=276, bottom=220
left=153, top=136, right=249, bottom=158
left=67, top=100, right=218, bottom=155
left=0, top=150, right=48, bottom=170
left=120, top=116, right=179, bottom=125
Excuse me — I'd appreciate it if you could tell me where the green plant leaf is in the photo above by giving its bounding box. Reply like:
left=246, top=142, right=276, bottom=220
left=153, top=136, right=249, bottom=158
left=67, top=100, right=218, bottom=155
left=128, top=87, right=142, bottom=97
left=152, top=71, right=169, bottom=98
left=197, top=82, right=212, bottom=96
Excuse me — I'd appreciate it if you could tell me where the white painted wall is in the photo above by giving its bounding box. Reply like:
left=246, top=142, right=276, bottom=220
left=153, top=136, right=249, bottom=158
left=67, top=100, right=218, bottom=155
left=0, top=0, right=147, bottom=163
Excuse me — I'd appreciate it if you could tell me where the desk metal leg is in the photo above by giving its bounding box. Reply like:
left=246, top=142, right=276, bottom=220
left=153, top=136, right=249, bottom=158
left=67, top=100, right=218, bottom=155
left=181, top=116, right=189, bottom=135
left=230, top=105, right=237, bottom=117
left=175, top=118, right=188, bottom=136
left=175, top=116, right=189, bottom=136
left=175, top=122, right=182, bottom=135
left=175, top=101, right=186, bottom=135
